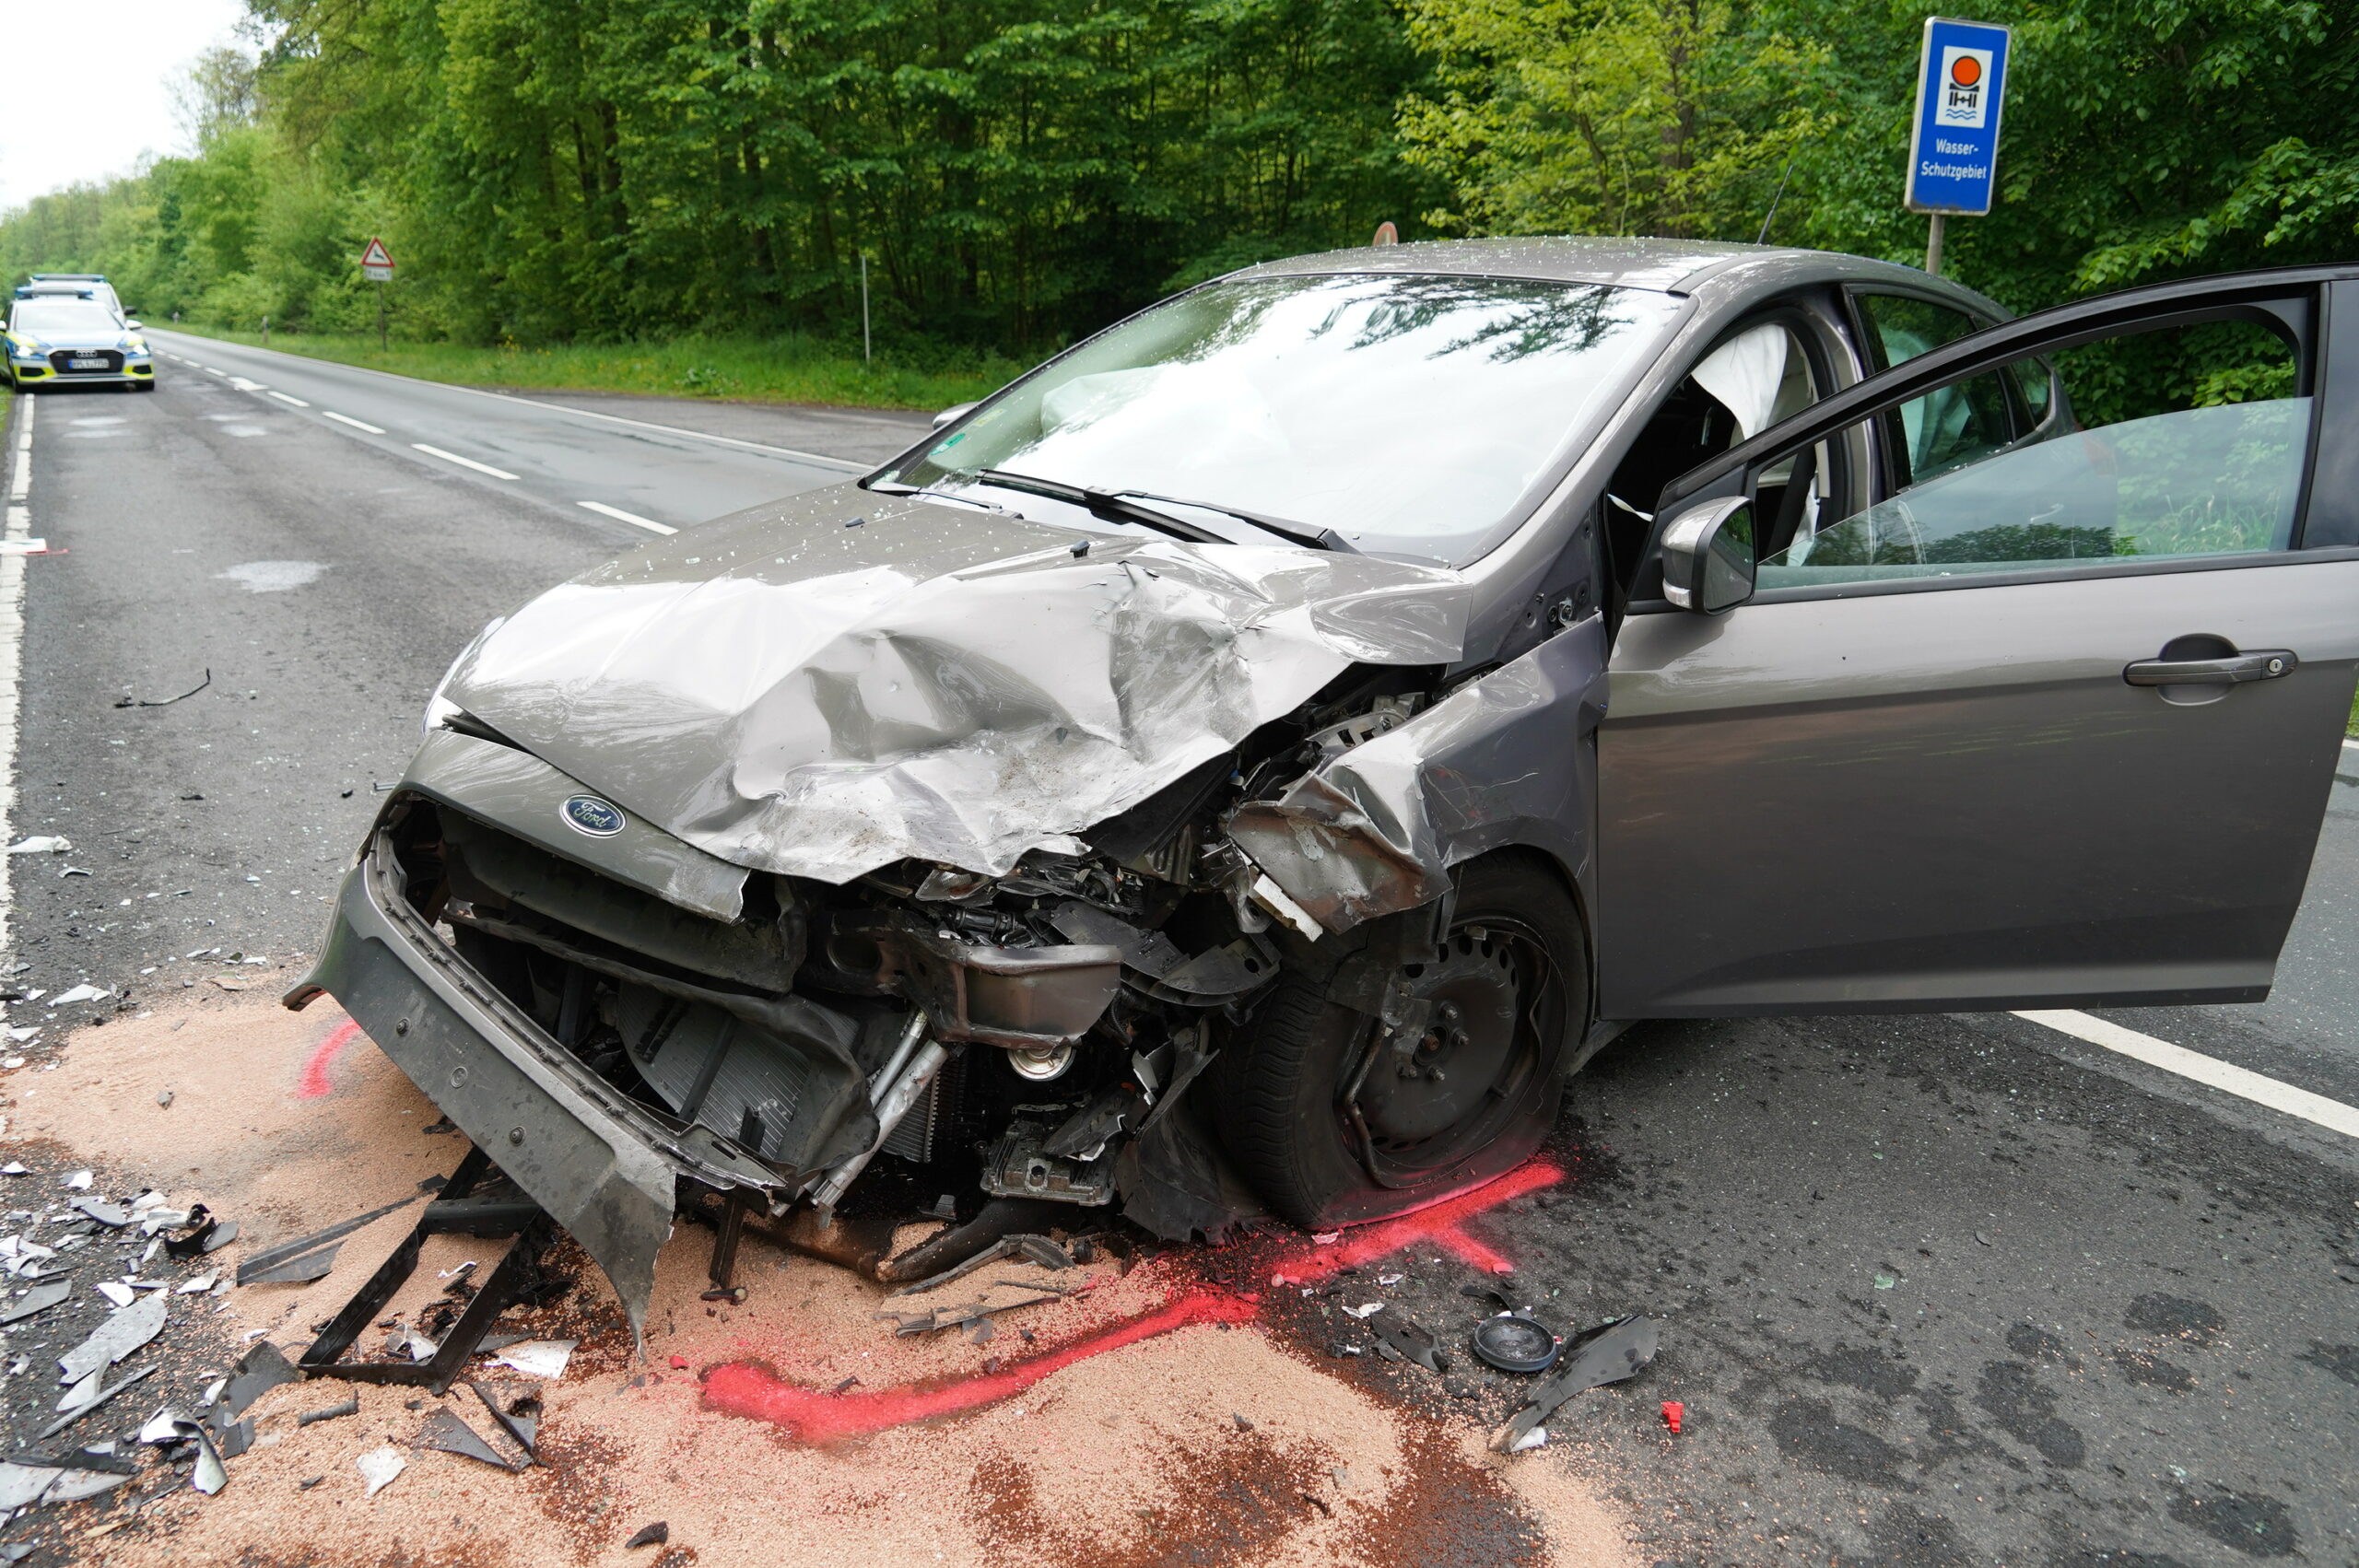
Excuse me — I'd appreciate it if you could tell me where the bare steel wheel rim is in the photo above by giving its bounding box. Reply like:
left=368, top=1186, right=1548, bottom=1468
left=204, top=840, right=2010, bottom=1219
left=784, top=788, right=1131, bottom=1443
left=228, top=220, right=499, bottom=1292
left=1340, top=917, right=1561, bottom=1188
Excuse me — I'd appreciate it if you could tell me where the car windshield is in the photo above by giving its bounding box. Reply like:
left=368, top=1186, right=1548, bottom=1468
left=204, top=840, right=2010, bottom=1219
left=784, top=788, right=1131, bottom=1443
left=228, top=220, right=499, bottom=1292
left=888, top=273, right=1682, bottom=562
left=13, top=301, right=121, bottom=336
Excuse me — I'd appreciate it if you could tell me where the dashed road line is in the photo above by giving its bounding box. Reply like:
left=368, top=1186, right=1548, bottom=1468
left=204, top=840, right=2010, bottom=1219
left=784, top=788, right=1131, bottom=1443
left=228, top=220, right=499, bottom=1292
left=267, top=392, right=311, bottom=407
left=2015, top=1009, right=2359, bottom=1141
left=577, top=500, right=676, bottom=535
left=412, top=444, right=517, bottom=480
left=153, top=332, right=868, bottom=474
left=228, top=377, right=265, bottom=392
left=323, top=412, right=384, bottom=434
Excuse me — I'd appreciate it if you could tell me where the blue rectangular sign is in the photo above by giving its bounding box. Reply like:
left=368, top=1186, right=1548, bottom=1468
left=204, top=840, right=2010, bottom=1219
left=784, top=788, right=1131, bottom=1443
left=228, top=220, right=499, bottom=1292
left=1905, top=17, right=2011, bottom=216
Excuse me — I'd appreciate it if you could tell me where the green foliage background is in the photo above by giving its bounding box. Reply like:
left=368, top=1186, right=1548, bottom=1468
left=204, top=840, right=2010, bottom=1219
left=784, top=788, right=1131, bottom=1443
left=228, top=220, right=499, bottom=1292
left=2, top=0, right=2353, bottom=363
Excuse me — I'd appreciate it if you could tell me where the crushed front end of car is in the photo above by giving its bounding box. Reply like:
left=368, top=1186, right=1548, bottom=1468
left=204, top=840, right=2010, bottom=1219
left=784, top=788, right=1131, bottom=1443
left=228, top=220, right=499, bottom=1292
left=286, top=486, right=1541, bottom=1328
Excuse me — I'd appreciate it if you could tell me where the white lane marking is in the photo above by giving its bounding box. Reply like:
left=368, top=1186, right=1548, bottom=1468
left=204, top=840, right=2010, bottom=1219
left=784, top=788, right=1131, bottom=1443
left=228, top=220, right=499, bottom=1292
left=2014, top=1009, right=2359, bottom=1141
left=577, top=500, right=676, bottom=536
left=0, top=397, right=33, bottom=959
left=228, top=377, right=266, bottom=392
left=267, top=392, right=310, bottom=407
left=412, top=443, right=518, bottom=480
left=323, top=411, right=385, bottom=434
left=202, top=367, right=225, bottom=377
left=145, top=333, right=872, bottom=473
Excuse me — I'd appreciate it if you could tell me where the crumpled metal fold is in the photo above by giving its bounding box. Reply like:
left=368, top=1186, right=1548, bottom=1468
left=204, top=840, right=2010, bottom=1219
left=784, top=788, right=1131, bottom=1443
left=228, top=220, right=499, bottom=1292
left=1226, top=621, right=1609, bottom=932
left=444, top=486, right=1470, bottom=883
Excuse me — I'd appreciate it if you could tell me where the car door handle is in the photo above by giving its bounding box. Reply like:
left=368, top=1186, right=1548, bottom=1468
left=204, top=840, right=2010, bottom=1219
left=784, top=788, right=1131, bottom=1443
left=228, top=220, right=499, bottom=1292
left=2123, top=649, right=2297, bottom=686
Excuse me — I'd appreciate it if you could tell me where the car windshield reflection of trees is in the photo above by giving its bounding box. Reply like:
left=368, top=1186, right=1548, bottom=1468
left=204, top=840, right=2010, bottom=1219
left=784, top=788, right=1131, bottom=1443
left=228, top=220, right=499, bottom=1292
left=901, top=274, right=1671, bottom=560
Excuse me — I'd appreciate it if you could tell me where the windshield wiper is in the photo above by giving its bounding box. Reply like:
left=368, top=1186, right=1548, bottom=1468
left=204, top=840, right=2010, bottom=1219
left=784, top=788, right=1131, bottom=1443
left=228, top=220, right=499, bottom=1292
left=974, top=470, right=1353, bottom=552
left=970, top=470, right=1226, bottom=545
left=1111, top=488, right=1355, bottom=553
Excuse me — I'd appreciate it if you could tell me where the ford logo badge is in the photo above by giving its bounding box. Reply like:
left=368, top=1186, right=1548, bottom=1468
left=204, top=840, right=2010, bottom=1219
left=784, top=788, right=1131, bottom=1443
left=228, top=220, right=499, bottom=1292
left=561, top=795, right=626, bottom=837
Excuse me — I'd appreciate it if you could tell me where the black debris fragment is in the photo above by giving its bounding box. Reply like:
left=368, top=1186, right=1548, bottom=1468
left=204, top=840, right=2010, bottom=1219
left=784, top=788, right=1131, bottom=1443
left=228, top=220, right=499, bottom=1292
left=222, top=1341, right=299, bottom=1416
left=625, top=1522, right=671, bottom=1550
left=5, top=1447, right=137, bottom=1476
left=1232, top=1413, right=1255, bottom=1431
left=235, top=1197, right=418, bottom=1285
left=467, top=1378, right=542, bottom=1454
left=413, top=1408, right=522, bottom=1472
left=297, top=1398, right=359, bottom=1427
left=1364, top=1306, right=1445, bottom=1372
left=1501, top=1316, right=1661, bottom=1449
left=888, top=1234, right=1073, bottom=1298
left=114, top=670, right=212, bottom=708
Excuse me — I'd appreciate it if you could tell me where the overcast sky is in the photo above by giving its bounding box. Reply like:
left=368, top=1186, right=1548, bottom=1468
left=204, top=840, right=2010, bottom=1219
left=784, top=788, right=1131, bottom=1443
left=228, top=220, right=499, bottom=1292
left=0, top=0, right=252, bottom=213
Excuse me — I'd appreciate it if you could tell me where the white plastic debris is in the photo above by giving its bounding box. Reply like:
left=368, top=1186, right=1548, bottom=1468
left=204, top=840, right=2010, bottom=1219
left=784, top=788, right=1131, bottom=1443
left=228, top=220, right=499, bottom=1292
left=57, top=1290, right=167, bottom=1384
left=355, top=1445, right=406, bottom=1497
left=61, top=1172, right=91, bottom=1190
left=177, top=1272, right=217, bottom=1294
left=95, top=1281, right=134, bottom=1308
left=0, top=1165, right=25, bottom=1176
left=1340, top=1303, right=1384, bottom=1319
left=5, top=1027, right=37, bottom=1043
left=486, top=1339, right=576, bottom=1379
left=1377, top=1273, right=1405, bottom=1286
left=45, top=986, right=108, bottom=1008
left=137, top=1408, right=188, bottom=1445
left=1506, top=1425, right=1550, bottom=1453
left=1311, top=1231, right=1342, bottom=1245
left=53, top=1369, right=100, bottom=1413
left=5, top=837, right=71, bottom=856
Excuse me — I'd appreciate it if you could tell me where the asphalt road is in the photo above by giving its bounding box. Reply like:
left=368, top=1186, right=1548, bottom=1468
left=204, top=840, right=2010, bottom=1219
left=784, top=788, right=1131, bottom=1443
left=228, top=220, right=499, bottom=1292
left=4, top=341, right=2353, bottom=1566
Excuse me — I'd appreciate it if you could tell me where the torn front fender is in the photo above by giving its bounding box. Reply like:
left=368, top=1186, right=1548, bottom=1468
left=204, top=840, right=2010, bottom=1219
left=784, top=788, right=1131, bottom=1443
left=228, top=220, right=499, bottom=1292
left=1226, top=618, right=1609, bottom=933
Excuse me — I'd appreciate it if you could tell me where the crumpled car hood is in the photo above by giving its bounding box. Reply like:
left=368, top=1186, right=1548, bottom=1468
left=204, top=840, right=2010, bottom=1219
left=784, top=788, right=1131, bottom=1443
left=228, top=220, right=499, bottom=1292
left=443, top=484, right=1470, bottom=883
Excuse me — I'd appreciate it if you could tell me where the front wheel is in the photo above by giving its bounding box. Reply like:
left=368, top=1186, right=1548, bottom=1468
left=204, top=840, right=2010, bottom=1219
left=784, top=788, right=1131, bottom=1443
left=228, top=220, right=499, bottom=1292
left=1213, top=854, right=1588, bottom=1229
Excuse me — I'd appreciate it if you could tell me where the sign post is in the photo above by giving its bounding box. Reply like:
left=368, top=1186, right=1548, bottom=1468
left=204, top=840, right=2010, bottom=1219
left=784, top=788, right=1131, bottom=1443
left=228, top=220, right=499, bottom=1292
left=1904, top=18, right=2011, bottom=276
left=359, top=236, right=394, bottom=350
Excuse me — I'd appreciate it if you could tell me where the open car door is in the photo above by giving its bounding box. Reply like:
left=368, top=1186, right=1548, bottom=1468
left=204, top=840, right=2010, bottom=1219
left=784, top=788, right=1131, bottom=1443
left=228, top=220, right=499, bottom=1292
left=1596, top=266, right=2359, bottom=1017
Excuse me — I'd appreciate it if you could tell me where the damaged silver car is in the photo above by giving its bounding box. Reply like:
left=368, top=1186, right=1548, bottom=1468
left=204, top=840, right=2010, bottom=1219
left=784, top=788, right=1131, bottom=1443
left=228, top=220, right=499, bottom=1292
left=288, top=240, right=2359, bottom=1328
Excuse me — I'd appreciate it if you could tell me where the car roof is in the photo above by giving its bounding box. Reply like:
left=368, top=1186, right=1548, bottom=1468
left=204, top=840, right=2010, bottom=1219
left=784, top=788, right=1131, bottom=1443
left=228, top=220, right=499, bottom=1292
left=1229, top=235, right=2001, bottom=313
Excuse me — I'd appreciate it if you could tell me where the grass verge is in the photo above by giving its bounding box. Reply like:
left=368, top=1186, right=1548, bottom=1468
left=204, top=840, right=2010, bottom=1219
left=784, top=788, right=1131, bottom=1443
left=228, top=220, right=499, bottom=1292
left=164, top=327, right=1020, bottom=413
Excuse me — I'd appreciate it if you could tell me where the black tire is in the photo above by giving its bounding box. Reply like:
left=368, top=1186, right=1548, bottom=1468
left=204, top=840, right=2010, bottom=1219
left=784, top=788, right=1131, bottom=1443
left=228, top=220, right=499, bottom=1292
left=1214, top=853, right=1588, bottom=1229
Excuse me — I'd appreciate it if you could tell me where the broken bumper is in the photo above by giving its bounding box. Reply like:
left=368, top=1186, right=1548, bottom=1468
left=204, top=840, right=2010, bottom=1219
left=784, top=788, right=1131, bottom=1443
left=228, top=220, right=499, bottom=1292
left=284, top=828, right=781, bottom=1332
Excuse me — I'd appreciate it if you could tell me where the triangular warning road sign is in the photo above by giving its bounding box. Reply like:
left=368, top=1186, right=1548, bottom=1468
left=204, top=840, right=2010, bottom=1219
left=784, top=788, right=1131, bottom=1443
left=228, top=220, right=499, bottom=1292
left=359, top=237, right=393, bottom=269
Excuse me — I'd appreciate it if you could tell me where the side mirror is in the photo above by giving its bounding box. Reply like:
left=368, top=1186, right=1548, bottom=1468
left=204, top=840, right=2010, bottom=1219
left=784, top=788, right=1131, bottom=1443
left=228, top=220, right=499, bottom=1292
left=1659, top=497, right=1756, bottom=614
left=932, top=402, right=977, bottom=430
left=123, top=320, right=143, bottom=332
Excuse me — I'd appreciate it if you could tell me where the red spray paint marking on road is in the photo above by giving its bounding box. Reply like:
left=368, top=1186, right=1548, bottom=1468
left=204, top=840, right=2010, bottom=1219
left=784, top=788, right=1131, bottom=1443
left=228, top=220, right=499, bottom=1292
left=296, top=1020, right=364, bottom=1100
left=703, top=1291, right=1257, bottom=1444
left=1268, top=1160, right=1564, bottom=1284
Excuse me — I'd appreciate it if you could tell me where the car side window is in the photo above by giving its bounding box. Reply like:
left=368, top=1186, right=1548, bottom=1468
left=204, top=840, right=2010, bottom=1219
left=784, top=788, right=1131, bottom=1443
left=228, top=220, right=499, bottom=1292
left=1759, top=318, right=2306, bottom=588
left=1853, top=291, right=2041, bottom=487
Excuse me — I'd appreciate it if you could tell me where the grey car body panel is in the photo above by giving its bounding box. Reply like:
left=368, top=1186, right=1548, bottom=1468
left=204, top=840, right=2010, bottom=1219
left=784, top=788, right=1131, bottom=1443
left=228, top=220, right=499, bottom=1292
left=1227, top=617, right=1610, bottom=934
left=288, top=831, right=783, bottom=1333
left=441, top=485, right=1470, bottom=885
left=403, top=729, right=750, bottom=921
left=1598, top=559, right=2359, bottom=1015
